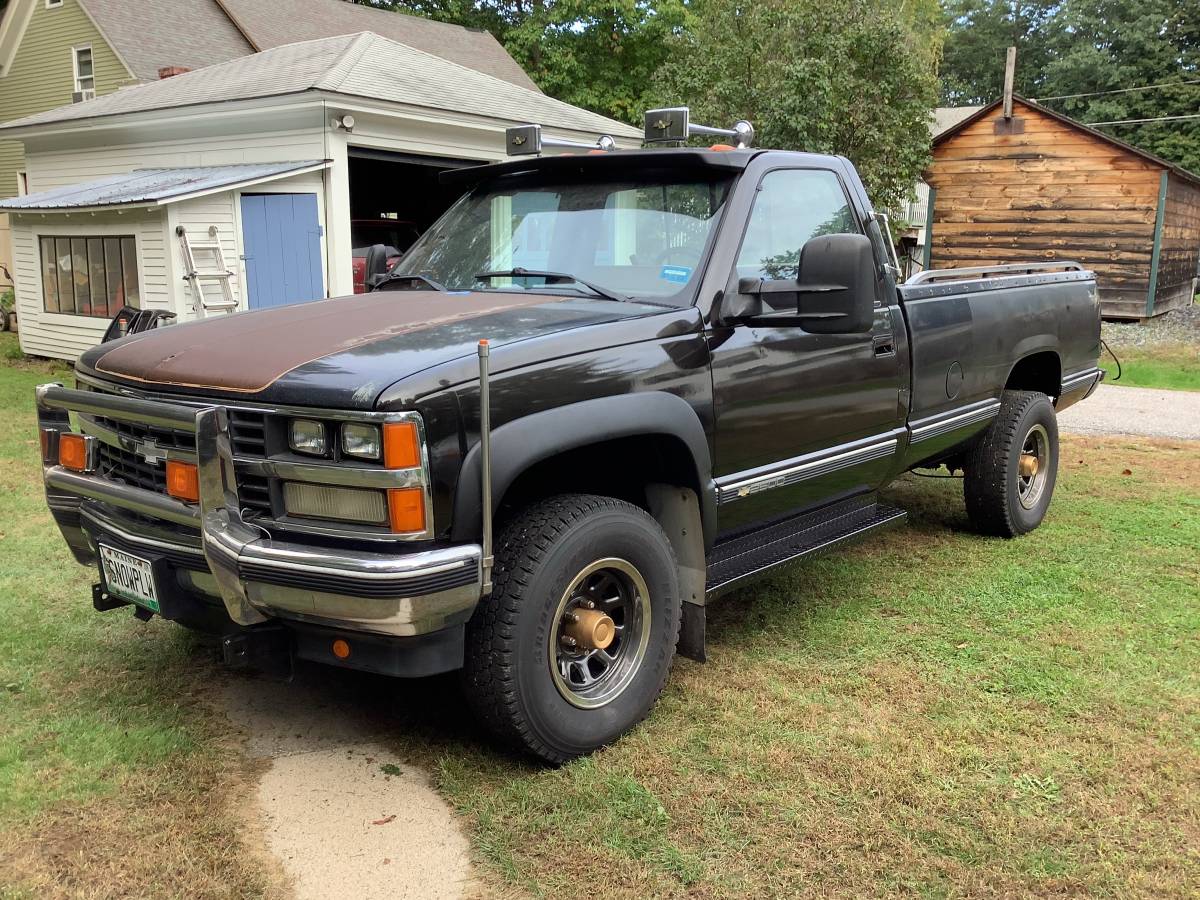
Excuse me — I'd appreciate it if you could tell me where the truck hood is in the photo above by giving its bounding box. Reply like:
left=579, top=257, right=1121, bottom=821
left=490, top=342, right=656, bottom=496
left=78, top=290, right=667, bottom=408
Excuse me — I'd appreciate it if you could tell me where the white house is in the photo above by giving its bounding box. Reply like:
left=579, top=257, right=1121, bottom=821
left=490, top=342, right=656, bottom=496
left=0, top=31, right=640, bottom=359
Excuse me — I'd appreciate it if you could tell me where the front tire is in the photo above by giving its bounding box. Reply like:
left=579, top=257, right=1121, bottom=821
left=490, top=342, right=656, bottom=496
left=964, top=390, right=1059, bottom=537
left=462, top=494, right=681, bottom=764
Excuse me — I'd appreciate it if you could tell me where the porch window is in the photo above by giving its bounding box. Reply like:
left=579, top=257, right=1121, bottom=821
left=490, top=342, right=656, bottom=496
left=72, top=46, right=94, bottom=99
left=40, top=236, right=139, bottom=317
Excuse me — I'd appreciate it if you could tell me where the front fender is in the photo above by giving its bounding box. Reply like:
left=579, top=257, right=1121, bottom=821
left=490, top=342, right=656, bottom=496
left=451, top=391, right=716, bottom=548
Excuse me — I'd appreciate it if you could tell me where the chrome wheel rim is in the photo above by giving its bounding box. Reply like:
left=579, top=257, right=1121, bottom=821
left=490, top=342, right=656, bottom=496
left=549, top=558, right=651, bottom=710
left=1017, top=423, right=1050, bottom=510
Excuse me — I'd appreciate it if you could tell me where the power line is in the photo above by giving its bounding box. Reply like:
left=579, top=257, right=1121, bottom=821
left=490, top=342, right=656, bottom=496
left=1090, top=112, right=1200, bottom=126
left=1033, top=78, right=1200, bottom=102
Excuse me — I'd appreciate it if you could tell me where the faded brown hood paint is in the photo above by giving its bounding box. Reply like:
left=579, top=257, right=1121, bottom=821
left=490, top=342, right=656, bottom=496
left=95, top=291, right=564, bottom=393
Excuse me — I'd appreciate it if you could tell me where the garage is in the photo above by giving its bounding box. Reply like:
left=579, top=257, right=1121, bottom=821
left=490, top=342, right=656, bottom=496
left=346, top=148, right=473, bottom=293
left=0, top=30, right=640, bottom=359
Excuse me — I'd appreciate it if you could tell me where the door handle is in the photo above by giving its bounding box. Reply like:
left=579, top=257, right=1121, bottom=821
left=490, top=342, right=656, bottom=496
left=873, top=335, right=896, bottom=357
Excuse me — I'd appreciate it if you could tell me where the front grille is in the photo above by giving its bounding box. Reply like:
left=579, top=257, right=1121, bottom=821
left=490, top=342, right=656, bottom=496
left=236, top=472, right=273, bottom=517
left=92, top=414, right=195, bottom=453
left=97, top=441, right=167, bottom=493
left=229, top=410, right=268, bottom=457
left=82, top=385, right=270, bottom=516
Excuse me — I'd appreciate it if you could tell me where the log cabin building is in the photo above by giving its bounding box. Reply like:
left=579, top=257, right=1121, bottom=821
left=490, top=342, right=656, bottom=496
left=924, top=96, right=1200, bottom=319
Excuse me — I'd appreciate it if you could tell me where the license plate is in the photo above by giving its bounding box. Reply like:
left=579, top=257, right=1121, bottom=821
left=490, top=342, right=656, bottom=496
left=98, top=545, right=161, bottom=612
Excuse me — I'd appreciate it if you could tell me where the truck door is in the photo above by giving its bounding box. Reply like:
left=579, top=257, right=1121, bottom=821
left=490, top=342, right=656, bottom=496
left=707, top=167, right=905, bottom=534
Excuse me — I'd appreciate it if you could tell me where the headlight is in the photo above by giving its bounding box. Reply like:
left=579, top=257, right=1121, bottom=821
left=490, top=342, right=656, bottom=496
left=341, top=422, right=381, bottom=460
left=289, top=418, right=327, bottom=456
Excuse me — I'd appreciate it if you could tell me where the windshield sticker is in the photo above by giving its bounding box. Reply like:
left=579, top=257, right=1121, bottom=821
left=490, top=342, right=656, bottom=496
left=660, top=265, right=692, bottom=284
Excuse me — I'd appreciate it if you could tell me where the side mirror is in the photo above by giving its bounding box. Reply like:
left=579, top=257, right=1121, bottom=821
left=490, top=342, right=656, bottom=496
left=729, top=233, right=876, bottom=333
left=363, top=243, right=390, bottom=291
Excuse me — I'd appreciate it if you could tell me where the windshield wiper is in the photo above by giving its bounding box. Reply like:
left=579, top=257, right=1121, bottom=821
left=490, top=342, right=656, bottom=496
left=474, top=267, right=626, bottom=303
left=370, top=272, right=447, bottom=292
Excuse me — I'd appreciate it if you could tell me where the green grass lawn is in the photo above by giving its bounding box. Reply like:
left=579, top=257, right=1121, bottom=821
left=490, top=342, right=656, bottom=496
left=1, top=331, right=1197, bottom=897
left=1101, top=342, right=1200, bottom=391
left=0, top=334, right=278, bottom=897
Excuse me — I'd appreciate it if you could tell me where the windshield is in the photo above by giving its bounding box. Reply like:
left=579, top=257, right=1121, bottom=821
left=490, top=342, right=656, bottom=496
left=396, top=172, right=734, bottom=304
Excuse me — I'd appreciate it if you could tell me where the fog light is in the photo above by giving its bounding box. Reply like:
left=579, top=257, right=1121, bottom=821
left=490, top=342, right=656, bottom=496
left=165, top=460, right=200, bottom=502
left=283, top=481, right=387, bottom=524
left=58, top=433, right=96, bottom=472
left=289, top=419, right=328, bottom=456
left=341, top=422, right=381, bottom=460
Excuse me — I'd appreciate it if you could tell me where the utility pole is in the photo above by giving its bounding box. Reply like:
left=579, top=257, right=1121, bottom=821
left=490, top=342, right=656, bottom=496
left=1002, top=46, right=1016, bottom=119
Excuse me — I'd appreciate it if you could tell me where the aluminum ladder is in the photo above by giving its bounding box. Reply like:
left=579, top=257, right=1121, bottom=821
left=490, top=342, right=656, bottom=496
left=176, top=225, right=238, bottom=316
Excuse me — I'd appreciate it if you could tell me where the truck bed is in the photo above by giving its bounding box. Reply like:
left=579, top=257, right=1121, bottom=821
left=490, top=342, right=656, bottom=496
left=896, top=262, right=1102, bottom=469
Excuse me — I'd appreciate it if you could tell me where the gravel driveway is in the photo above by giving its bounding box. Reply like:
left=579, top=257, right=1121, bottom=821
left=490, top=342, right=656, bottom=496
left=1058, top=384, right=1200, bottom=439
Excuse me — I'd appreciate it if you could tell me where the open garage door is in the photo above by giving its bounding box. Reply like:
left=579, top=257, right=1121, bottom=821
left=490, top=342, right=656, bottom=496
left=347, top=148, right=474, bottom=292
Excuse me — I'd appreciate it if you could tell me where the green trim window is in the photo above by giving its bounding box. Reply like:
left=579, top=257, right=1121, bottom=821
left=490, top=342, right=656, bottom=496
left=40, top=235, right=139, bottom=317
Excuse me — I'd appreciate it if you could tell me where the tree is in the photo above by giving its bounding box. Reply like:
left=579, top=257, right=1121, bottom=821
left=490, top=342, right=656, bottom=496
left=1039, top=0, right=1200, bottom=174
left=652, top=0, right=942, bottom=212
left=938, top=0, right=1057, bottom=104
left=938, top=0, right=1200, bottom=173
left=358, top=0, right=687, bottom=125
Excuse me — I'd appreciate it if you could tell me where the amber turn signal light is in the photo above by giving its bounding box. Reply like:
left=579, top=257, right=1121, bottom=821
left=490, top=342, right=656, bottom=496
left=58, top=433, right=93, bottom=472
left=165, top=460, right=200, bottom=502
left=331, top=639, right=351, bottom=660
left=387, top=487, right=426, bottom=534
left=382, top=421, right=421, bottom=469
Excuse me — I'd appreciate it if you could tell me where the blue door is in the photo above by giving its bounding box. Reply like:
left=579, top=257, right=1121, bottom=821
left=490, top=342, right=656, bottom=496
left=240, top=193, right=324, bottom=309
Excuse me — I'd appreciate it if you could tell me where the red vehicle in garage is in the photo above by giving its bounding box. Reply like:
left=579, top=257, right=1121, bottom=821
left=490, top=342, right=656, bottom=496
left=350, top=218, right=420, bottom=293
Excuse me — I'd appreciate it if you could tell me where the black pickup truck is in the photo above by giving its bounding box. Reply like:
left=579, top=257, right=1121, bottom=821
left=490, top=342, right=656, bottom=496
left=35, top=114, right=1102, bottom=762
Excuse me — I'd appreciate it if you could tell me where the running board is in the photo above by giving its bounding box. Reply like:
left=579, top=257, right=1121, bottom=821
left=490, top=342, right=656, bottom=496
left=705, top=500, right=907, bottom=597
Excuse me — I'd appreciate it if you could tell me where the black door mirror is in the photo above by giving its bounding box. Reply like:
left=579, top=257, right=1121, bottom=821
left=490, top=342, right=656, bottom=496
left=363, top=243, right=391, bottom=291
left=729, top=233, right=876, bottom=333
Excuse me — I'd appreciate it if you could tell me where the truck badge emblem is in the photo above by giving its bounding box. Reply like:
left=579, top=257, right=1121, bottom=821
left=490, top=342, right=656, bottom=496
left=135, top=439, right=166, bottom=465
left=512, top=134, right=526, bottom=146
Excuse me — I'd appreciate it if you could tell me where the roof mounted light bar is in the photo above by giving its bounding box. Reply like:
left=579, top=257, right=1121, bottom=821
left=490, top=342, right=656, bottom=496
left=643, top=107, right=754, bottom=149
left=505, top=123, right=616, bottom=157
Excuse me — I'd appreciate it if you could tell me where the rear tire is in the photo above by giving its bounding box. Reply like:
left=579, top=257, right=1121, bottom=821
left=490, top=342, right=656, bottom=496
left=462, top=494, right=681, bottom=764
left=964, top=390, right=1059, bottom=537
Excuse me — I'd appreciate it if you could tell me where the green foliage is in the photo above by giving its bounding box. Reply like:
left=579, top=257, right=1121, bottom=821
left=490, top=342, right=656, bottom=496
left=940, top=0, right=1200, bottom=173
left=652, top=0, right=942, bottom=212
left=362, top=0, right=687, bottom=125
left=939, top=0, right=1057, bottom=105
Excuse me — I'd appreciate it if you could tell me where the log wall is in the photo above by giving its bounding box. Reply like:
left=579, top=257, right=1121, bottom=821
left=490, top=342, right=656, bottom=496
left=1155, top=174, right=1200, bottom=315
left=925, top=99, right=1196, bottom=319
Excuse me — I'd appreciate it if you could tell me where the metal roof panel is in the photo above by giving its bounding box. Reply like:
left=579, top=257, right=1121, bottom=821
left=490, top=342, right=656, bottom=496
left=0, top=160, right=328, bottom=211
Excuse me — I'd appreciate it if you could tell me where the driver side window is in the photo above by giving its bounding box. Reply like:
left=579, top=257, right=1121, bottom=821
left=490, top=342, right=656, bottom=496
left=736, top=169, right=858, bottom=282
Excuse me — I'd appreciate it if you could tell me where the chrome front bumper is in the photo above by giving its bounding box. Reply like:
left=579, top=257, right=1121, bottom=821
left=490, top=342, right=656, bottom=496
left=36, top=383, right=483, bottom=637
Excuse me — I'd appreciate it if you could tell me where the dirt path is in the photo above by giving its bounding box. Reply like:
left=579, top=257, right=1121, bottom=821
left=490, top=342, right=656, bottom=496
left=1058, top=384, right=1200, bottom=439
left=223, top=665, right=473, bottom=900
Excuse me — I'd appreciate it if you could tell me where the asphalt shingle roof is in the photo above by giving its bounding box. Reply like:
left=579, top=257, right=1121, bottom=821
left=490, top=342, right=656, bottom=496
left=80, top=0, right=254, bottom=81
left=0, top=32, right=639, bottom=138
left=215, top=0, right=539, bottom=91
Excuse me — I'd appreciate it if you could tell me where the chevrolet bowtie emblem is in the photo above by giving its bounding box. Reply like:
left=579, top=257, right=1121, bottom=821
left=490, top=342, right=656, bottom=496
left=135, top=439, right=167, bottom=465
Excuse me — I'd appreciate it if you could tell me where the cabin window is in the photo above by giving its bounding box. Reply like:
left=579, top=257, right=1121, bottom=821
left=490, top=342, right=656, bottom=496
left=736, top=169, right=859, bottom=282
left=72, top=46, right=94, bottom=99
left=39, top=236, right=139, bottom=317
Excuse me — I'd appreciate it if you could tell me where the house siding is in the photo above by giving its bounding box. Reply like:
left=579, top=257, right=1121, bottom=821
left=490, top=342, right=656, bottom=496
left=1155, top=174, right=1200, bottom=315
left=12, top=207, right=166, bottom=358
left=0, top=0, right=136, bottom=201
